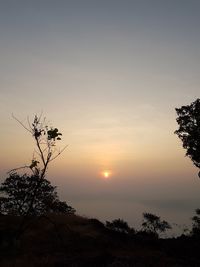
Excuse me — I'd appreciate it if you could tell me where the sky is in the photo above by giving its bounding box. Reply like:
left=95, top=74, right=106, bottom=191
left=0, top=0, right=200, bottom=234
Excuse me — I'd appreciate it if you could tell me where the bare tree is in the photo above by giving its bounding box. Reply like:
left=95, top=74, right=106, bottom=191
left=11, top=114, right=67, bottom=177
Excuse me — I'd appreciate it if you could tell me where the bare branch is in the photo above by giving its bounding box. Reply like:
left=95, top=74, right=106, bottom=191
left=35, top=134, right=46, bottom=167
left=27, top=116, right=32, bottom=130
left=8, top=165, right=30, bottom=174
left=12, top=113, right=32, bottom=134
left=38, top=111, right=43, bottom=122
left=49, top=145, right=68, bottom=162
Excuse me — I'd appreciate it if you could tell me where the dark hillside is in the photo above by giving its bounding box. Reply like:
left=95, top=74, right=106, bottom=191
left=0, top=214, right=200, bottom=266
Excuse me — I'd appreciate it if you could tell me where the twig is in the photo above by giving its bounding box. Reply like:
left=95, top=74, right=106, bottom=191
left=49, top=145, right=68, bottom=162
left=8, top=165, right=30, bottom=174
left=12, top=113, right=32, bottom=134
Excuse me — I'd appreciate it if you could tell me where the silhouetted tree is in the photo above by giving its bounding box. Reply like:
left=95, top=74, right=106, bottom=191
left=7, top=114, right=68, bottom=217
left=191, top=209, right=200, bottom=236
left=11, top=114, right=67, bottom=178
left=106, top=218, right=133, bottom=234
left=175, top=99, right=200, bottom=177
left=0, top=114, right=75, bottom=242
left=0, top=173, right=75, bottom=216
left=142, top=212, right=171, bottom=236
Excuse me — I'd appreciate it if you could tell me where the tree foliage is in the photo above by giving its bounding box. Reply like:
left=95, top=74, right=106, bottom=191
left=175, top=99, right=200, bottom=175
left=106, top=218, right=133, bottom=234
left=0, top=114, right=73, bottom=218
left=11, top=114, right=67, bottom=179
left=0, top=173, right=75, bottom=216
left=142, top=212, right=171, bottom=236
left=191, top=208, right=200, bottom=236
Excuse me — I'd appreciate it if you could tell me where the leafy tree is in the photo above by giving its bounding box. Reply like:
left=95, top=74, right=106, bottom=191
left=0, top=173, right=75, bottom=216
left=175, top=99, right=200, bottom=176
left=106, top=218, right=133, bottom=234
left=191, top=209, right=200, bottom=236
left=142, top=212, right=171, bottom=236
left=0, top=114, right=73, bottom=217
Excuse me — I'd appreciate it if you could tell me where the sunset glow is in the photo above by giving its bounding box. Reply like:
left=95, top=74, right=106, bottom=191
left=102, top=171, right=111, bottom=179
left=0, top=0, right=200, bottom=233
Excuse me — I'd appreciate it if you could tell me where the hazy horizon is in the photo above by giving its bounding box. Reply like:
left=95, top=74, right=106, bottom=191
left=1, top=0, right=200, bottom=233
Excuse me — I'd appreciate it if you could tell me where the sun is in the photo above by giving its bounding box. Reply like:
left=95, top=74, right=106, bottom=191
left=102, top=171, right=111, bottom=179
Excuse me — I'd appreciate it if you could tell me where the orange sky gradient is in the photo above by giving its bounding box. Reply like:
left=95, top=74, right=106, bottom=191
left=0, top=1, right=200, bottom=233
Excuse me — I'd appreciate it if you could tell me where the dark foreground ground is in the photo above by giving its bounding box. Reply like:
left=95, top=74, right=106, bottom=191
left=0, top=214, right=200, bottom=267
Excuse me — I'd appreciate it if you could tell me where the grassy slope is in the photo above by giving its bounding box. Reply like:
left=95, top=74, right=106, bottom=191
left=0, top=214, right=200, bottom=267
